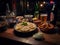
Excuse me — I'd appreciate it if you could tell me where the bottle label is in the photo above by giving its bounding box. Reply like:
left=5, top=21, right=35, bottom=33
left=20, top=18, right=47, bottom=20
left=50, top=12, right=54, bottom=21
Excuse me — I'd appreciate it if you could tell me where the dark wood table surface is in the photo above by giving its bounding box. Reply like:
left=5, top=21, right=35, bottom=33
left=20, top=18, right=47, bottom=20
left=0, top=28, right=60, bottom=45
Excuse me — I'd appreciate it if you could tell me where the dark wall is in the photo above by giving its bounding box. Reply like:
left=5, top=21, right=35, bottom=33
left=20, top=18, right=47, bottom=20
left=16, top=0, right=35, bottom=16
left=0, top=0, right=7, bottom=15
left=55, top=0, right=60, bottom=21
left=0, top=0, right=12, bottom=15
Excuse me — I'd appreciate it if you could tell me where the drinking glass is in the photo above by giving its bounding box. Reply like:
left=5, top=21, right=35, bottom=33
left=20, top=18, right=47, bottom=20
left=40, top=14, right=47, bottom=22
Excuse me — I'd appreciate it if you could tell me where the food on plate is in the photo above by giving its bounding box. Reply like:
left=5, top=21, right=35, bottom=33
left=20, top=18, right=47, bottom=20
left=38, top=22, right=55, bottom=34
left=38, top=22, right=54, bottom=30
left=14, top=22, right=37, bottom=32
left=33, top=18, right=38, bottom=21
left=16, top=16, right=24, bottom=22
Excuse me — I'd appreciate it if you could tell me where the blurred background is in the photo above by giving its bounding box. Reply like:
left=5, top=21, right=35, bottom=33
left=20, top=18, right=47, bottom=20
left=0, top=0, right=60, bottom=23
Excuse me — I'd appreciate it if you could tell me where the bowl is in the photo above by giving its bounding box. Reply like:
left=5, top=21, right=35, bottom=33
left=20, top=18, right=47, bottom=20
left=0, top=25, right=7, bottom=33
left=0, top=17, right=7, bottom=32
left=38, top=23, right=56, bottom=34
left=14, top=22, right=38, bottom=37
left=14, top=28, right=38, bottom=37
left=40, top=28, right=56, bottom=34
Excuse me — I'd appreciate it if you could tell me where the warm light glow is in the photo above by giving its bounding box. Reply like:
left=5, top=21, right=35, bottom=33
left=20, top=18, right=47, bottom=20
left=40, top=4, right=43, bottom=7
left=27, top=4, right=29, bottom=7
left=43, top=1, right=46, bottom=4
left=27, top=2, right=29, bottom=7
left=50, top=1, right=54, bottom=4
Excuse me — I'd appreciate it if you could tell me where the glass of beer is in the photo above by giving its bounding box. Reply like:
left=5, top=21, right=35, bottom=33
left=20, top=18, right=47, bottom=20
left=40, top=14, right=47, bottom=22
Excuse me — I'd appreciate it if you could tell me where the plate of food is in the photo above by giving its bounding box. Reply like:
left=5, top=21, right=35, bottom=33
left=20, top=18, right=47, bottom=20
left=38, top=22, right=56, bottom=34
left=14, top=22, right=38, bottom=37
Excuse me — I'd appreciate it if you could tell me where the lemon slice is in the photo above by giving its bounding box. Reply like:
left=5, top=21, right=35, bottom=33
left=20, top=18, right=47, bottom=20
left=33, top=18, right=38, bottom=21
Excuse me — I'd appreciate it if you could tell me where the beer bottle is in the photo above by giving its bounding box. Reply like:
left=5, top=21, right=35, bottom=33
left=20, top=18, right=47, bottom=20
left=50, top=12, right=54, bottom=22
left=50, top=3, right=56, bottom=26
left=34, top=2, right=39, bottom=19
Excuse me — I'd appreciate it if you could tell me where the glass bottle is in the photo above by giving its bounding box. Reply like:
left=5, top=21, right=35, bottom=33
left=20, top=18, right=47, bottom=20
left=34, top=2, right=39, bottom=19
left=6, top=3, right=11, bottom=19
left=24, top=1, right=33, bottom=22
left=50, top=3, right=55, bottom=26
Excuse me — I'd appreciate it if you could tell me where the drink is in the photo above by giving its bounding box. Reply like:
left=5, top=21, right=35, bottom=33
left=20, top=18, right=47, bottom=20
left=40, top=14, right=47, bottom=22
left=34, top=2, right=39, bottom=19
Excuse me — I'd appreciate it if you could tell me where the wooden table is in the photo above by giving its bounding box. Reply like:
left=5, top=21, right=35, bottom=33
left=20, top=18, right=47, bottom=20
left=0, top=28, right=60, bottom=45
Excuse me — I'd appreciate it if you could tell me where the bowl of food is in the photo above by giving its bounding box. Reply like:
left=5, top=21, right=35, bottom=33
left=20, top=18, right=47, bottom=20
left=0, top=17, right=7, bottom=33
left=14, top=22, right=38, bottom=37
left=38, top=22, right=56, bottom=34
